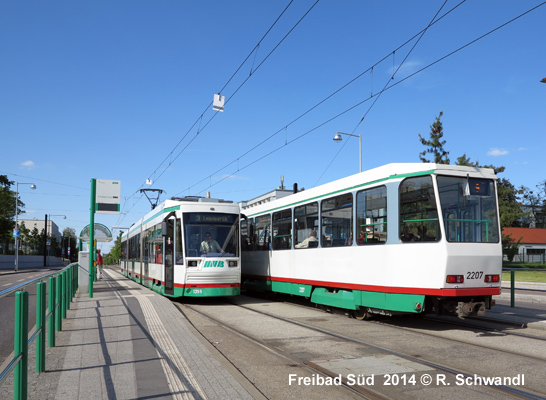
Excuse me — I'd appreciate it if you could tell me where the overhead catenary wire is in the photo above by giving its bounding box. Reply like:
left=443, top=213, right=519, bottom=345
left=179, top=1, right=546, bottom=196
left=115, top=1, right=322, bottom=227
left=139, top=0, right=316, bottom=191
left=174, top=0, right=465, bottom=196
left=314, top=0, right=450, bottom=184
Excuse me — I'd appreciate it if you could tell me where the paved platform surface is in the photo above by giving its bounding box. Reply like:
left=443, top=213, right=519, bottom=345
left=1, top=266, right=257, bottom=400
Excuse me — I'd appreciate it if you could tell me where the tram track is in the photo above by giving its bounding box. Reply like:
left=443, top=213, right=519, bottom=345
left=174, top=301, right=383, bottom=400
left=174, top=297, right=546, bottom=399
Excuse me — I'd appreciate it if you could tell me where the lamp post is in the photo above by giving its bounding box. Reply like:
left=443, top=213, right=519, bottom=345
left=333, top=132, right=362, bottom=173
left=45, top=214, right=66, bottom=266
left=14, top=182, right=37, bottom=272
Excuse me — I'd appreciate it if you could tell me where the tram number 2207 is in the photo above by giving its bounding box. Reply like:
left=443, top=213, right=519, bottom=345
left=466, top=271, right=483, bottom=279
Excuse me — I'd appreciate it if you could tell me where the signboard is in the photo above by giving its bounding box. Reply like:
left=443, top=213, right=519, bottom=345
left=95, top=179, right=121, bottom=214
left=13, top=228, right=20, bottom=238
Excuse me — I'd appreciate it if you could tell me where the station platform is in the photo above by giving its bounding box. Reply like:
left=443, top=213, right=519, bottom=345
left=1, top=266, right=259, bottom=400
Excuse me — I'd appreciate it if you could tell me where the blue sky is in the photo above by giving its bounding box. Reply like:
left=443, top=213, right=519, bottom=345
left=2, top=1, right=545, bottom=253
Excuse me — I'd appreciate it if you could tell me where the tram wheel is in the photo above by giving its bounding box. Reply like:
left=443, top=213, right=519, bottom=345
left=353, top=308, right=372, bottom=321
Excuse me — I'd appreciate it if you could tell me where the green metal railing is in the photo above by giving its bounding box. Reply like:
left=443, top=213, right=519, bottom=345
left=0, top=263, right=79, bottom=400
left=502, top=267, right=546, bottom=308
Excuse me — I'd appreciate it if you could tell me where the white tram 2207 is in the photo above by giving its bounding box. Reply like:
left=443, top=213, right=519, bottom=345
left=121, top=196, right=241, bottom=298
left=240, top=163, right=502, bottom=319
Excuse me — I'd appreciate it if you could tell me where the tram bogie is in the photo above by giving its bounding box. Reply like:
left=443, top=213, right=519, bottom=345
left=241, top=163, right=502, bottom=319
left=120, top=196, right=241, bottom=298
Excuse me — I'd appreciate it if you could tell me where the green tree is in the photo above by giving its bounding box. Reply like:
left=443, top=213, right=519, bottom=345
left=62, top=227, right=78, bottom=260
left=521, top=182, right=546, bottom=228
left=418, top=111, right=450, bottom=164
left=502, top=234, right=522, bottom=263
left=418, top=117, right=527, bottom=262
left=0, top=175, right=16, bottom=244
left=104, top=232, right=123, bottom=265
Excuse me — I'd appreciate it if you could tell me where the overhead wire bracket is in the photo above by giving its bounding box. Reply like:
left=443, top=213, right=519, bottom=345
left=140, top=189, right=164, bottom=210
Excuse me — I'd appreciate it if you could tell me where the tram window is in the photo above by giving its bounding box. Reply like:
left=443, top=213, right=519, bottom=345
left=437, top=176, right=499, bottom=243
left=399, top=176, right=440, bottom=242
left=129, top=233, right=141, bottom=260
left=321, top=193, right=353, bottom=247
left=254, top=214, right=271, bottom=251
left=145, top=224, right=163, bottom=263
left=175, top=218, right=184, bottom=264
left=272, top=209, right=292, bottom=250
left=294, top=202, right=318, bottom=249
left=241, top=218, right=254, bottom=252
left=182, top=213, right=240, bottom=257
left=356, top=186, right=387, bottom=245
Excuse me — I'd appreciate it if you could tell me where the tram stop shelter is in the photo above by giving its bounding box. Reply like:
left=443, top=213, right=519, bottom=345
left=78, top=223, right=113, bottom=293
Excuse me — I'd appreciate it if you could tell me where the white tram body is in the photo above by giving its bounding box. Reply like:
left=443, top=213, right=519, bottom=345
left=241, top=163, right=502, bottom=318
left=121, top=197, right=241, bottom=298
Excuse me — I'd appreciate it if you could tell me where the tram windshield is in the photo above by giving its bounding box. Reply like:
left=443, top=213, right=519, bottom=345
left=437, top=176, right=499, bottom=243
left=183, top=212, right=239, bottom=257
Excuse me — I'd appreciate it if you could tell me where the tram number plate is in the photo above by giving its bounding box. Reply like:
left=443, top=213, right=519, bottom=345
left=466, top=271, right=483, bottom=279
left=192, top=289, right=203, bottom=294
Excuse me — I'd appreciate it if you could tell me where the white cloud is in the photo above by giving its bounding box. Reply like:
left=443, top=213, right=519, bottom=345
left=487, top=148, right=508, bottom=156
left=20, top=160, right=35, bottom=170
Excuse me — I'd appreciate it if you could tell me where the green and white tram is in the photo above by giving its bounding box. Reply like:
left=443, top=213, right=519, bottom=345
left=241, top=163, right=502, bottom=318
left=121, top=196, right=241, bottom=297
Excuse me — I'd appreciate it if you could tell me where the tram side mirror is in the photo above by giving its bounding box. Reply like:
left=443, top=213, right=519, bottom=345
left=161, top=221, right=168, bottom=237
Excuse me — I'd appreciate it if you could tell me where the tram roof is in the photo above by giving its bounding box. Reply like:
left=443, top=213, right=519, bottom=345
left=241, top=163, right=496, bottom=216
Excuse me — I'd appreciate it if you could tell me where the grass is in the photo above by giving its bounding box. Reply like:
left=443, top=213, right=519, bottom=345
left=501, top=270, right=546, bottom=283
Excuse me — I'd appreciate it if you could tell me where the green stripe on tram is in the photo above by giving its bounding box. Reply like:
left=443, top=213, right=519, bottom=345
left=246, top=170, right=434, bottom=217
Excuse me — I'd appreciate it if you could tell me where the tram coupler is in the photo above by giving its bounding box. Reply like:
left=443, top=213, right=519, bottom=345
left=456, top=301, right=486, bottom=319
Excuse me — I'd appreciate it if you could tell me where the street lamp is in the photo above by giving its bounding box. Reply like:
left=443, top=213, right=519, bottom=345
left=14, top=182, right=37, bottom=272
left=333, top=132, right=362, bottom=173
left=45, top=214, right=66, bottom=266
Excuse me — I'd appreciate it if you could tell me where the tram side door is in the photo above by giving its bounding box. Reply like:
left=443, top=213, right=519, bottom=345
left=164, top=219, right=175, bottom=295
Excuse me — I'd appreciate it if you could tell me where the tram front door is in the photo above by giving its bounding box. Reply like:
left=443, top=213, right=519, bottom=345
left=164, top=219, right=174, bottom=295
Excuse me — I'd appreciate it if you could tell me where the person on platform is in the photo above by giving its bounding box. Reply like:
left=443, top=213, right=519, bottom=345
left=97, top=249, right=104, bottom=278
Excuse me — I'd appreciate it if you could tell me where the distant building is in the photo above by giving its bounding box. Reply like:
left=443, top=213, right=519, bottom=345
left=240, top=188, right=294, bottom=210
left=19, top=218, right=62, bottom=242
left=503, top=227, right=546, bottom=263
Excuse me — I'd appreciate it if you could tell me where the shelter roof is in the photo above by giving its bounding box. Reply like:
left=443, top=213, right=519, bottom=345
left=79, top=223, right=113, bottom=242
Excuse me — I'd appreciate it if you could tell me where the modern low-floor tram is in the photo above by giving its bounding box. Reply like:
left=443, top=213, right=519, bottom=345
left=241, top=163, right=502, bottom=318
left=121, top=196, right=241, bottom=298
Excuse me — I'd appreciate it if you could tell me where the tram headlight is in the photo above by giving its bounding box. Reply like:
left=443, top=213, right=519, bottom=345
left=228, top=261, right=238, bottom=267
left=188, top=260, right=199, bottom=267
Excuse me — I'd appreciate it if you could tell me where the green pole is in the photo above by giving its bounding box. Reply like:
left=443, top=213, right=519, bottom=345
left=48, top=277, right=56, bottom=347
left=67, top=267, right=71, bottom=310
left=75, top=263, right=79, bottom=293
left=510, top=270, right=515, bottom=308
left=14, top=291, right=28, bottom=400
left=61, top=271, right=67, bottom=319
left=36, top=282, right=46, bottom=373
left=72, top=264, right=76, bottom=299
left=90, top=178, right=96, bottom=298
left=56, top=274, right=62, bottom=331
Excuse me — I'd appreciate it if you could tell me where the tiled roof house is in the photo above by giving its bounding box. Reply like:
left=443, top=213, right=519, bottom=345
left=503, top=227, right=546, bottom=263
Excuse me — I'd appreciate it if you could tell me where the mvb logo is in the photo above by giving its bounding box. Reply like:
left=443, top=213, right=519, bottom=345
left=203, top=260, right=225, bottom=268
